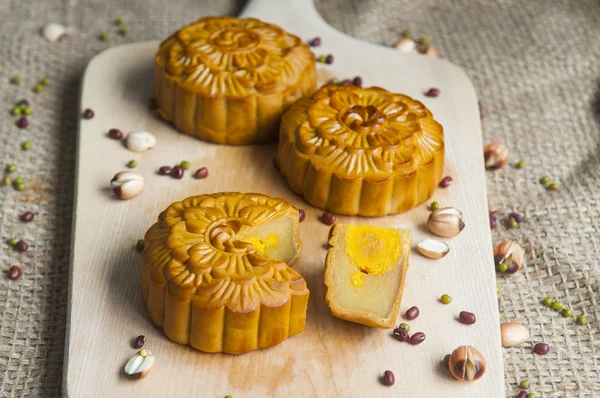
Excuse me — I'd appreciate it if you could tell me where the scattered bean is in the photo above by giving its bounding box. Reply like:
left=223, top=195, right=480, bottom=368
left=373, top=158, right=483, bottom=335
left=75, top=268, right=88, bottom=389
left=180, top=160, right=191, bottom=170
left=325, top=54, right=334, bottom=64
left=533, top=343, right=550, bottom=355
left=401, top=29, right=412, bottom=38
left=340, top=79, right=352, bottom=86
left=22, top=141, right=31, bottom=151
left=298, top=209, right=305, bottom=223
left=136, top=239, right=145, bottom=252
left=509, top=218, right=519, bottom=229
left=542, top=296, right=555, bottom=307
left=16, top=240, right=29, bottom=252
left=551, top=301, right=564, bottom=311
left=509, top=213, right=524, bottom=223
left=418, top=37, right=429, bottom=45
left=577, top=315, right=587, bottom=325
left=409, top=332, right=426, bottom=345
left=34, top=84, right=44, bottom=93
left=399, top=323, right=410, bottom=332
left=321, top=211, right=336, bottom=225
left=308, top=37, right=321, bottom=47
left=193, top=167, right=208, bottom=179
left=548, top=183, right=560, bottom=191
left=127, top=160, right=138, bottom=169
left=6, top=164, right=17, bottom=173
left=392, top=328, right=409, bottom=342
left=517, top=392, right=528, bottom=398
left=9, top=238, right=19, bottom=246
left=158, top=166, right=172, bottom=175
left=108, top=129, right=123, bottom=140
left=515, top=160, right=525, bottom=169
left=443, top=354, right=451, bottom=365
left=519, top=379, right=530, bottom=389
left=21, top=212, right=35, bottom=222
left=527, top=394, right=537, bottom=398
left=405, top=306, right=420, bottom=320
left=382, top=370, right=395, bottom=386
left=115, top=17, right=125, bottom=26
left=170, top=165, right=184, bottom=179
left=2, top=177, right=11, bottom=186
left=82, top=108, right=95, bottom=119
left=430, top=201, right=440, bottom=211
left=425, top=88, right=440, bottom=97
left=540, top=176, right=552, bottom=185
left=134, top=335, right=146, bottom=349
left=16, top=116, right=29, bottom=128
left=439, top=176, right=452, bottom=188
left=441, top=294, right=452, bottom=304
left=9, top=266, right=22, bottom=280
left=352, top=76, right=363, bottom=87
left=561, top=308, right=573, bottom=318
left=10, top=76, right=21, bottom=85
left=118, top=27, right=129, bottom=36
left=459, top=311, right=476, bottom=325
left=99, top=32, right=110, bottom=41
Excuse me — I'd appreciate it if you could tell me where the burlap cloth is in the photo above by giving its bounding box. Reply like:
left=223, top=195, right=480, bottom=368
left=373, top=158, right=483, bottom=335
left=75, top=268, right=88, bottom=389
left=0, top=0, right=599, bottom=396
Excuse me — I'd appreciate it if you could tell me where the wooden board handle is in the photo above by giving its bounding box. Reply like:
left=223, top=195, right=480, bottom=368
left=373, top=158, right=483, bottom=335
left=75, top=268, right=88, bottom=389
left=239, top=0, right=332, bottom=33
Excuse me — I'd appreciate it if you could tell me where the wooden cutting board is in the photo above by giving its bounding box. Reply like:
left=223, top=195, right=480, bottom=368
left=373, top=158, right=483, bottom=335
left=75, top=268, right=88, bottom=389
left=64, top=0, right=504, bottom=396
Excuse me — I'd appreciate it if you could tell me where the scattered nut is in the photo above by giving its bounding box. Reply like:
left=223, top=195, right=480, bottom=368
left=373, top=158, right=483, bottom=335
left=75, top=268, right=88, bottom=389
left=110, top=171, right=145, bottom=200
left=126, top=131, right=157, bottom=152
left=42, top=23, right=72, bottom=42
left=427, top=207, right=465, bottom=238
left=417, top=239, right=450, bottom=259
left=493, top=240, right=525, bottom=274
left=449, top=346, right=486, bottom=381
left=394, top=37, right=416, bottom=53
left=500, top=322, right=530, bottom=347
left=418, top=44, right=438, bottom=57
left=124, top=349, right=154, bottom=380
left=484, top=141, right=508, bottom=170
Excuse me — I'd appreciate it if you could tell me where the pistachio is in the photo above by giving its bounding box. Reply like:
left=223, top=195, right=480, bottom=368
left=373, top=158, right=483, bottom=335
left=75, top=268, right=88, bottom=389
left=126, top=131, right=157, bottom=152
left=427, top=207, right=465, bottom=238
left=500, top=322, right=530, bottom=347
left=394, top=37, right=416, bottom=53
left=42, top=23, right=72, bottom=42
left=418, top=44, right=439, bottom=57
left=493, top=240, right=525, bottom=274
left=449, top=346, right=486, bottom=381
left=417, top=239, right=450, bottom=259
left=110, top=171, right=145, bottom=200
left=483, top=141, right=509, bottom=170
left=124, top=349, right=154, bottom=380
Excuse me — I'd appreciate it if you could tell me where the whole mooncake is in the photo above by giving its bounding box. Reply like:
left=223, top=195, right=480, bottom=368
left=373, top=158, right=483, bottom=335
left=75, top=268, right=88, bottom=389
left=141, top=192, right=309, bottom=354
left=154, top=17, right=317, bottom=145
left=276, top=84, right=444, bottom=216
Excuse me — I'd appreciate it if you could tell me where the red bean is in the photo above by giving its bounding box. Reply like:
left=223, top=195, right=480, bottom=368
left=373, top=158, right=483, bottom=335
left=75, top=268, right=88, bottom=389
left=409, top=332, right=426, bottom=345
left=425, top=88, right=440, bottom=97
left=325, top=54, right=334, bottom=64
left=298, top=209, right=305, bottom=223
left=193, top=167, right=208, bottom=179
left=352, top=76, right=363, bottom=87
left=321, top=212, right=336, bottom=225
left=340, top=79, right=352, bottom=86
left=158, top=166, right=172, bottom=175
left=9, top=266, right=22, bottom=280
left=134, top=335, right=146, bottom=349
left=405, top=306, right=420, bottom=320
left=459, top=311, right=476, bottom=325
left=21, top=212, right=34, bottom=222
left=16, top=116, right=29, bottom=128
left=510, top=212, right=524, bottom=223
left=439, top=176, right=452, bottom=188
left=392, top=328, right=409, bottom=342
left=82, top=108, right=95, bottom=119
left=108, top=129, right=123, bottom=140
left=171, top=165, right=184, bottom=179
left=382, top=370, right=395, bottom=386
left=517, top=392, right=527, bottom=398
left=308, top=37, right=321, bottom=47
left=16, top=240, right=28, bottom=252
left=533, top=343, right=550, bottom=355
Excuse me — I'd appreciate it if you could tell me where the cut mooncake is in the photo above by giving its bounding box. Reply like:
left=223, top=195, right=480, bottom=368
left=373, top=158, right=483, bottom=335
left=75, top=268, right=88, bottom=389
left=276, top=84, right=444, bottom=216
left=324, top=224, right=411, bottom=328
left=154, top=16, right=317, bottom=145
left=141, top=192, right=309, bottom=354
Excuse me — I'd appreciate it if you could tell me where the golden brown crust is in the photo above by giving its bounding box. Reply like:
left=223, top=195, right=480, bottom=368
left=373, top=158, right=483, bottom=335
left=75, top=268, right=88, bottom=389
left=141, top=192, right=308, bottom=354
left=154, top=17, right=317, bottom=145
left=277, top=84, right=444, bottom=216
left=324, top=224, right=411, bottom=328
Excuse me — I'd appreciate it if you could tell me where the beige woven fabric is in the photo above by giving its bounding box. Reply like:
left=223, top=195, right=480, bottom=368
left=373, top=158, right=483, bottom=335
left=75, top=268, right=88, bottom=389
left=0, top=0, right=598, bottom=396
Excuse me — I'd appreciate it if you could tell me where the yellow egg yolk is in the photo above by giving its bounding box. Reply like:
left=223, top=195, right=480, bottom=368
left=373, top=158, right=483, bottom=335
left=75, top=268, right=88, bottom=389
left=345, top=225, right=402, bottom=287
left=241, top=234, right=279, bottom=254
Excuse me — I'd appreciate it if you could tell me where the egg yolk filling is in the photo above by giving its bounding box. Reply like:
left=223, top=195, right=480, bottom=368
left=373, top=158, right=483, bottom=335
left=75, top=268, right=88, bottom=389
left=344, top=225, right=402, bottom=287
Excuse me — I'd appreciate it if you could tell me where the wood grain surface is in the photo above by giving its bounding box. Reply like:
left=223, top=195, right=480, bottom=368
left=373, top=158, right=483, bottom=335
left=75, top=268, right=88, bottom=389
left=65, top=2, right=504, bottom=396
